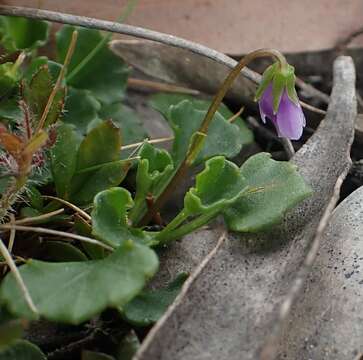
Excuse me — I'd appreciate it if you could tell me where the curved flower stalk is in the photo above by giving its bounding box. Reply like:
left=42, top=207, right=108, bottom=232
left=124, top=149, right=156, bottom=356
left=255, top=62, right=306, bottom=140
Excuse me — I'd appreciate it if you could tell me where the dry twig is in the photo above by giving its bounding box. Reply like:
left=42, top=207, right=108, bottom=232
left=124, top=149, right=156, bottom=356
left=0, top=224, right=113, bottom=251
left=14, top=208, right=65, bottom=225
left=121, top=136, right=174, bottom=151
left=0, top=237, right=38, bottom=314
left=43, top=196, right=91, bottom=222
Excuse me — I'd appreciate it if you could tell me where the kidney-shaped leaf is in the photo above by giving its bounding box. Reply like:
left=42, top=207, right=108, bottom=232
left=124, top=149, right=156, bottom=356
left=167, top=100, right=247, bottom=166
left=184, top=156, right=248, bottom=216
left=223, top=153, right=312, bottom=232
left=92, top=188, right=150, bottom=247
left=150, top=93, right=253, bottom=149
left=0, top=242, right=158, bottom=324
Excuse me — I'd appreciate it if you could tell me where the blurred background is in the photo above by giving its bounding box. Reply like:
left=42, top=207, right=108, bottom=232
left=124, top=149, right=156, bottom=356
left=2, top=0, right=363, bottom=54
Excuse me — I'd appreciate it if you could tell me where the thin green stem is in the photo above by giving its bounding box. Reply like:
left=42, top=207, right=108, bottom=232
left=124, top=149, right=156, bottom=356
left=156, top=210, right=219, bottom=246
left=139, top=48, right=287, bottom=226
left=66, top=0, right=139, bottom=82
left=156, top=210, right=188, bottom=236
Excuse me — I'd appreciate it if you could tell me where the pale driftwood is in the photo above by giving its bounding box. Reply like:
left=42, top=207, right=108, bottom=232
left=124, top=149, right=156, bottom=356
left=149, top=228, right=223, bottom=289
left=261, top=173, right=345, bottom=359
left=111, top=40, right=257, bottom=106
left=135, top=56, right=356, bottom=360
left=277, top=185, right=363, bottom=359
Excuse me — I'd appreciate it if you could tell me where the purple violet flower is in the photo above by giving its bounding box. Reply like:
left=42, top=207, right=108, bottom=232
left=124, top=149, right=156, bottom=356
left=255, top=60, right=306, bottom=140
left=258, top=84, right=305, bottom=140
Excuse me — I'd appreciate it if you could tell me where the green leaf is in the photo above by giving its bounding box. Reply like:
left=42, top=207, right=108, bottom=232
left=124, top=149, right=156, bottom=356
left=82, top=350, right=115, bottom=360
left=24, top=57, right=61, bottom=81
left=69, top=120, right=129, bottom=205
left=71, top=161, right=131, bottom=205
left=0, top=340, right=46, bottom=360
left=75, top=120, right=121, bottom=169
left=149, top=93, right=195, bottom=117
left=56, top=25, right=129, bottom=104
left=19, top=207, right=41, bottom=220
left=0, top=98, right=22, bottom=123
left=0, top=63, right=19, bottom=97
left=154, top=99, right=250, bottom=166
left=184, top=156, right=248, bottom=216
left=171, top=101, right=242, bottom=165
left=63, top=88, right=101, bottom=135
left=129, top=143, right=174, bottom=223
left=0, top=308, right=24, bottom=351
left=74, top=216, right=106, bottom=260
left=24, top=64, right=65, bottom=129
left=0, top=16, right=49, bottom=51
left=52, top=119, right=126, bottom=204
left=39, top=241, right=88, bottom=262
left=223, top=153, right=312, bottom=232
left=116, top=331, right=140, bottom=360
left=122, top=273, right=188, bottom=326
left=26, top=186, right=43, bottom=211
left=92, top=188, right=150, bottom=247
left=0, top=242, right=159, bottom=324
left=149, top=92, right=253, bottom=148
left=99, top=103, right=147, bottom=147
left=50, top=122, right=82, bottom=199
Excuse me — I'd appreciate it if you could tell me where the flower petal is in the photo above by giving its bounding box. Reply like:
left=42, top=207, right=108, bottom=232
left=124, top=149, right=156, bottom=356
left=258, top=84, right=274, bottom=123
left=275, top=91, right=305, bottom=140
